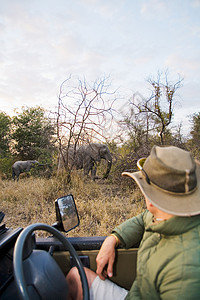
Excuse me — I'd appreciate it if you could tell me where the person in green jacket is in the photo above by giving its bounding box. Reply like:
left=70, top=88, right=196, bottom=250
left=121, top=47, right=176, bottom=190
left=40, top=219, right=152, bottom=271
left=67, top=145, right=200, bottom=300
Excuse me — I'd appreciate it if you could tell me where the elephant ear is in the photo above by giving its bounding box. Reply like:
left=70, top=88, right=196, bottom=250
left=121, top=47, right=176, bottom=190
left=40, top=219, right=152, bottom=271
left=99, top=145, right=108, bottom=156
left=89, top=144, right=101, bottom=161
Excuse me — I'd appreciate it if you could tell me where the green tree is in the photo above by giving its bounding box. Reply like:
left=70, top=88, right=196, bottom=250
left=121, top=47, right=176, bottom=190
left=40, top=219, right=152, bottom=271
left=12, top=107, right=55, bottom=161
left=188, top=112, right=200, bottom=159
left=0, top=111, right=11, bottom=157
left=0, top=112, right=13, bottom=178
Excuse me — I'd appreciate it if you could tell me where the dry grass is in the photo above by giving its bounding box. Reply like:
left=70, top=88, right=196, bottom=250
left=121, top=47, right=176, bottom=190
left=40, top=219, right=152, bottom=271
left=0, top=172, right=146, bottom=237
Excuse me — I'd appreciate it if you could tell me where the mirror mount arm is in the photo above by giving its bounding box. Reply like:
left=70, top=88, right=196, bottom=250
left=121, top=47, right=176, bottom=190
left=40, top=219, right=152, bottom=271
left=52, top=221, right=64, bottom=232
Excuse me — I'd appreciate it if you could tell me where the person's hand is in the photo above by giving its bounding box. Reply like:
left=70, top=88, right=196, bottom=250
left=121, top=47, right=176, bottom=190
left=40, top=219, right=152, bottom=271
left=96, top=235, right=117, bottom=280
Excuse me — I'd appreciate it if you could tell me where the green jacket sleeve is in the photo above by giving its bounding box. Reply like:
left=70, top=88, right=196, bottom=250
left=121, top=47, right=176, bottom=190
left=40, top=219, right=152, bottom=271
left=125, top=280, right=142, bottom=300
left=112, top=210, right=148, bottom=249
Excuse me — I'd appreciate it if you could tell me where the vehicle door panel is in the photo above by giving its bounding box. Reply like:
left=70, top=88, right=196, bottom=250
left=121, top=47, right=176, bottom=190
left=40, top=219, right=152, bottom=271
left=53, top=248, right=138, bottom=290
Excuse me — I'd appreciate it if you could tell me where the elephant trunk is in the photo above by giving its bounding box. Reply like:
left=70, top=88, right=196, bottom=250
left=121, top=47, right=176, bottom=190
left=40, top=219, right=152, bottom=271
left=103, top=159, right=112, bottom=179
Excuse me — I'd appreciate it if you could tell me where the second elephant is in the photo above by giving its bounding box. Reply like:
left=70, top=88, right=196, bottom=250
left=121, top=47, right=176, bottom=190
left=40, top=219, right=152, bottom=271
left=59, top=143, right=112, bottom=180
left=12, top=160, right=39, bottom=181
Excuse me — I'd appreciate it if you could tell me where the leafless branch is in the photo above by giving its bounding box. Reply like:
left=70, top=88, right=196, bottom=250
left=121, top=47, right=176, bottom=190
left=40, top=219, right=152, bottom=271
left=55, top=75, right=117, bottom=180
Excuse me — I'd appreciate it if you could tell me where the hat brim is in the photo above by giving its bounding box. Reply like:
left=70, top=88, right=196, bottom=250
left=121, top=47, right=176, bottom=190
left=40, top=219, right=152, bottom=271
left=122, top=161, right=200, bottom=216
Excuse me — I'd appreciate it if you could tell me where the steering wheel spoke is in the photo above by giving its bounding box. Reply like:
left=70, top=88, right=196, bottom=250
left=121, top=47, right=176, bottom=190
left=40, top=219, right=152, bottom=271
left=48, top=245, right=56, bottom=256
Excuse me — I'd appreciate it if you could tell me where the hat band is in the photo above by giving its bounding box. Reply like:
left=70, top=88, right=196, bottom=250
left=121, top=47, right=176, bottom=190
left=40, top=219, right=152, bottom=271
left=141, top=171, right=198, bottom=195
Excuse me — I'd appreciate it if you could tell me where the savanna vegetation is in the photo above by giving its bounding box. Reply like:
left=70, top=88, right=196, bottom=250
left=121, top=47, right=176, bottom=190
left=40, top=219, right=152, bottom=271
left=0, top=174, right=145, bottom=237
left=0, top=72, right=200, bottom=237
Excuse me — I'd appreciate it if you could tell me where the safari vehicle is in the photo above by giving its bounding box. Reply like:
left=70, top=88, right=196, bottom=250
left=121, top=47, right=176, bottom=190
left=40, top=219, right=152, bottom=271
left=0, top=194, right=138, bottom=299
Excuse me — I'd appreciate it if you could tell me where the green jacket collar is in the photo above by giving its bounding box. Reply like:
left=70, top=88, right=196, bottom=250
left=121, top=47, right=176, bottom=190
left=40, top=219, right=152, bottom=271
left=146, top=213, right=200, bottom=235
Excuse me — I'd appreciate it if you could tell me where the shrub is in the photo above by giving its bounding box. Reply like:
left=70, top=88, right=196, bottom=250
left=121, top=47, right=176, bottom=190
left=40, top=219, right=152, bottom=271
left=0, top=157, right=15, bottom=179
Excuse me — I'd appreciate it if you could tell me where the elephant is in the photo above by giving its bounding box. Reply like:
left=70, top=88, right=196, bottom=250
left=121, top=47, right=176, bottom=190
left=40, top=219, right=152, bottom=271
left=58, top=143, right=112, bottom=180
left=12, top=160, right=40, bottom=181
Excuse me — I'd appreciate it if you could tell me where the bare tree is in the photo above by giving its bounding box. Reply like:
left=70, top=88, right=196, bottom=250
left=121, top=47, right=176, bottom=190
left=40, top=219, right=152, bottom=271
left=119, top=91, right=155, bottom=152
left=56, top=75, right=117, bottom=181
left=131, top=71, right=183, bottom=145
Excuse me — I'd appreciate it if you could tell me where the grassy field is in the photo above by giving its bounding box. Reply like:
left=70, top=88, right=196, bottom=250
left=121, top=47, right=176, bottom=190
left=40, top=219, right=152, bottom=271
left=0, top=172, right=145, bottom=237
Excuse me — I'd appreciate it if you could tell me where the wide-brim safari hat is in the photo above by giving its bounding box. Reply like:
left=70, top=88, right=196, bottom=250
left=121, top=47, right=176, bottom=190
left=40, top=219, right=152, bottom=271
left=122, top=145, right=200, bottom=216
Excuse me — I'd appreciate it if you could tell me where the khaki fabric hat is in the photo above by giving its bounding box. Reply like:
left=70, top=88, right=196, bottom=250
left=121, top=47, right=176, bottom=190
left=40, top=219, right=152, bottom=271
left=122, top=145, right=200, bottom=216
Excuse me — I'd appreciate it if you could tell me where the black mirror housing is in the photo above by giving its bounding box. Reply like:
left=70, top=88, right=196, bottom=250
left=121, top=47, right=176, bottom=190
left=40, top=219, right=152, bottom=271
left=54, top=194, right=80, bottom=232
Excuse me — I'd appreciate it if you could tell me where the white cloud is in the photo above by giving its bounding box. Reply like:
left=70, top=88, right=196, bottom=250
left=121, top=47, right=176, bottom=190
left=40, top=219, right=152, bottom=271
left=192, top=0, right=200, bottom=7
left=140, top=0, right=169, bottom=19
left=165, top=54, right=200, bottom=76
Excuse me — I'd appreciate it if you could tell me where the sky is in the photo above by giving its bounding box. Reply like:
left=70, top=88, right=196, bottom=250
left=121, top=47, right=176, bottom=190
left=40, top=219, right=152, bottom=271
left=0, top=0, right=200, bottom=136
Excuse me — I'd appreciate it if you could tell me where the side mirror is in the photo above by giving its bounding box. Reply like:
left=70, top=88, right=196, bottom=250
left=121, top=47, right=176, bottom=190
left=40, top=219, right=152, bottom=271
left=54, top=194, right=80, bottom=232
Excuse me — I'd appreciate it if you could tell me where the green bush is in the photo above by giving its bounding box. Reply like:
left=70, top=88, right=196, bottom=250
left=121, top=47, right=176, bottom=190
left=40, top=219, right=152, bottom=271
left=0, top=157, right=15, bottom=179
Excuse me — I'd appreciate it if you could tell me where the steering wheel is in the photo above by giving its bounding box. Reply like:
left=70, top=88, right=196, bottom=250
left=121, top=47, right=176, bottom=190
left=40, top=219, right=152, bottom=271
left=13, top=223, right=89, bottom=300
